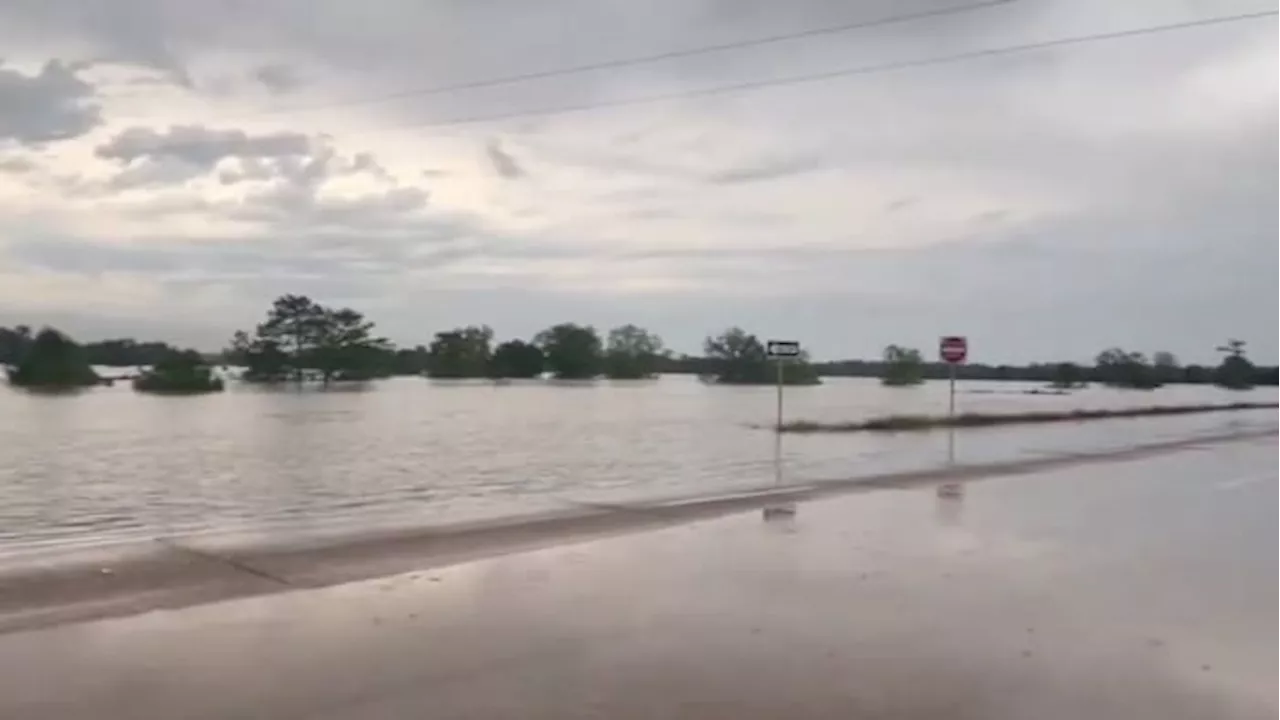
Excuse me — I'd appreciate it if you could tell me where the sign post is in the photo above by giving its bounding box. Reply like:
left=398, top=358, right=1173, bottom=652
left=939, top=336, right=968, bottom=465
left=766, top=340, right=801, bottom=432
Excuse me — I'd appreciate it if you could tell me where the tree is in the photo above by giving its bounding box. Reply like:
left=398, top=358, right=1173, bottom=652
left=0, top=325, right=34, bottom=365
left=604, top=324, right=664, bottom=379
left=703, top=328, right=818, bottom=384
left=391, top=345, right=430, bottom=376
left=489, top=340, right=544, bottom=379
left=309, top=307, right=393, bottom=381
left=881, top=344, right=924, bottom=386
left=536, top=323, right=601, bottom=379
left=427, top=325, right=493, bottom=378
left=230, top=295, right=391, bottom=384
left=259, top=294, right=327, bottom=380
left=1214, top=339, right=1255, bottom=390
left=704, top=327, right=767, bottom=383
left=1094, top=348, right=1161, bottom=389
left=6, top=327, right=100, bottom=388
left=1050, top=362, right=1084, bottom=389
left=1151, top=351, right=1181, bottom=385
left=133, top=349, right=224, bottom=393
left=228, top=329, right=289, bottom=382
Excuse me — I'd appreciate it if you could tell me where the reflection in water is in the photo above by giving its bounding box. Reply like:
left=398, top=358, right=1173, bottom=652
left=761, top=504, right=798, bottom=531
left=935, top=482, right=966, bottom=526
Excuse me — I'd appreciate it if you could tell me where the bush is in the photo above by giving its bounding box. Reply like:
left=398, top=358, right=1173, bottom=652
left=133, top=350, right=224, bottom=394
left=6, top=328, right=100, bottom=389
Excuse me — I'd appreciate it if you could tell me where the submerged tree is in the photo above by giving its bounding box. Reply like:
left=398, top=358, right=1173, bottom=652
left=1094, top=348, right=1161, bottom=389
left=536, top=323, right=602, bottom=379
left=603, top=324, right=664, bottom=379
left=1050, top=362, right=1085, bottom=389
left=489, top=339, right=544, bottom=379
left=229, top=295, right=391, bottom=383
left=133, top=349, right=224, bottom=393
left=6, top=327, right=100, bottom=389
left=703, top=327, right=818, bottom=385
left=1213, top=339, right=1255, bottom=390
left=0, top=325, right=34, bottom=365
left=427, top=325, right=493, bottom=378
left=880, top=345, right=924, bottom=387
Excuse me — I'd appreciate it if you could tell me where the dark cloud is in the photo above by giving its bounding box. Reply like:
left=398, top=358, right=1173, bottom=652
left=96, top=125, right=312, bottom=167
left=485, top=139, right=525, bottom=179
left=252, top=63, right=302, bottom=94
left=0, top=60, right=100, bottom=143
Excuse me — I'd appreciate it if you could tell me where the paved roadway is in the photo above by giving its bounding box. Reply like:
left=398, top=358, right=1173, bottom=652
left=0, top=434, right=1274, bottom=719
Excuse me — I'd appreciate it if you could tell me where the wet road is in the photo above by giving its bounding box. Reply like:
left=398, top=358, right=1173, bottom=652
left=0, top=434, right=1274, bottom=719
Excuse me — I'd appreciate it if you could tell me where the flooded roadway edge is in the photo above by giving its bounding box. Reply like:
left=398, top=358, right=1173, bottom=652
left=0, top=426, right=1274, bottom=635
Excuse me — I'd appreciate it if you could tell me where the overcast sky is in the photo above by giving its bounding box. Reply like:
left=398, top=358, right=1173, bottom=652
left=0, top=0, right=1274, bottom=364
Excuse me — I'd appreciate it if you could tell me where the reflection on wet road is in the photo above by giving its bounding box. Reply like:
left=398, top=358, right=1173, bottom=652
left=0, top=435, right=1272, bottom=719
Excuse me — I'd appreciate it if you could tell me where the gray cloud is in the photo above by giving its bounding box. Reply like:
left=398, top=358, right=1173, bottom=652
left=0, top=156, right=37, bottom=173
left=252, top=63, right=302, bottom=94
left=705, top=153, right=826, bottom=184
left=0, top=0, right=1274, bottom=363
left=0, top=60, right=100, bottom=143
left=96, top=125, right=313, bottom=167
left=485, top=139, right=525, bottom=179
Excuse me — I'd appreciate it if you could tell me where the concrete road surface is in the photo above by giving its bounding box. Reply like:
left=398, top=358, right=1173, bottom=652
left=0, top=434, right=1274, bottom=719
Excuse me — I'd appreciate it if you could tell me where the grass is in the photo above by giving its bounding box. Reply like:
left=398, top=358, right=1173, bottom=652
left=777, top=402, right=1279, bottom=433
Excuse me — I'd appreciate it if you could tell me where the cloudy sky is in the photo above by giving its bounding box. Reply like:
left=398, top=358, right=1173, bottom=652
left=0, top=0, right=1274, bottom=364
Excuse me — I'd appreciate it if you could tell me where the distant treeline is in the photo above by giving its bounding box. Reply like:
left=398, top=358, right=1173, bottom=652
left=0, top=328, right=192, bottom=368
left=2, top=296, right=1275, bottom=391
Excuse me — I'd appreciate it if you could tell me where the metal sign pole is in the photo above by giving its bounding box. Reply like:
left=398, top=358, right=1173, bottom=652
left=948, top=361, right=956, bottom=419
left=775, top=359, right=784, bottom=432
left=948, top=360, right=957, bottom=465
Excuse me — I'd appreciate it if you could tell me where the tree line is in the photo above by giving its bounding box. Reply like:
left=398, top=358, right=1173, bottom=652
left=222, top=295, right=819, bottom=384
left=824, top=341, right=1273, bottom=390
left=2, top=294, right=1274, bottom=391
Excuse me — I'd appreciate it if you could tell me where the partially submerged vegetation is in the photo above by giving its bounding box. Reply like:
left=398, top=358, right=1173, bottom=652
left=777, top=402, right=1279, bottom=433
left=701, top=327, right=820, bottom=385
left=133, top=350, right=224, bottom=394
left=5, top=328, right=100, bottom=389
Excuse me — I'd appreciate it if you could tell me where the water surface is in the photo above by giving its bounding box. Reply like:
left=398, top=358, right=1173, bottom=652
left=1, top=375, right=1273, bottom=549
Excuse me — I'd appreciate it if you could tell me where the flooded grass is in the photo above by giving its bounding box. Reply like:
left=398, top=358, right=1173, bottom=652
left=778, top=402, right=1280, bottom=433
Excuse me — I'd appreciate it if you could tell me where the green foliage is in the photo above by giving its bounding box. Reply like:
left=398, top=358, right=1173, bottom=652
left=1094, top=348, right=1162, bottom=389
left=489, top=340, right=544, bottom=379
left=536, top=323, right=602, bottom=379
left=604, top=324, right=664, bottom=379
left=427, top=326, right=493, bottom=378
left=392, top=345, right=430, bottom=376
left=1214, top=339, right=1255, bottom=390
left=230, top=295, right=390, bottom=383
left=1050, top=362, right=1085, bottom=389
left=0, top=325, right=33, bottom=366
left=6, top=327, right=100, bottom=389
left=133, top=350, right=224, bottom=393
left=880, top=345, right=924, bottom=387
left=703, top=327, right=819, bottom=385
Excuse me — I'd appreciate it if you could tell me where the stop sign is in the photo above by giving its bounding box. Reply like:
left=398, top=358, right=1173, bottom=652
left=940, top=336, right=967, bottom=364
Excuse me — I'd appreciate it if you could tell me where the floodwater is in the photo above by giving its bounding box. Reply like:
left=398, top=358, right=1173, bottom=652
left=0, top=374, right=1274, bottom=550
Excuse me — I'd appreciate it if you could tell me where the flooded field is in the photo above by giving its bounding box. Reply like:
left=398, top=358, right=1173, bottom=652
left=1, top=375, right=1274, bottom=549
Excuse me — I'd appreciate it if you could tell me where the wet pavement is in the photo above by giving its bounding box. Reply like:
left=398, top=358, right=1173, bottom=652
left=0, top=434, right=1274, bottom=719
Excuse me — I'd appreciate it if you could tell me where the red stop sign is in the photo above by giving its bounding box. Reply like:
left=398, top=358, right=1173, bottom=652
left=940, top=336, right=967, bottom=364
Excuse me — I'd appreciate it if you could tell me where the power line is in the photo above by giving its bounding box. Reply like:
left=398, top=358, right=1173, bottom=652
left=384, top=8, right=1276, bottom=131
left=232, top=0, right=1015, bottom=119
left=130, top=7, right=1276, bottom=149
